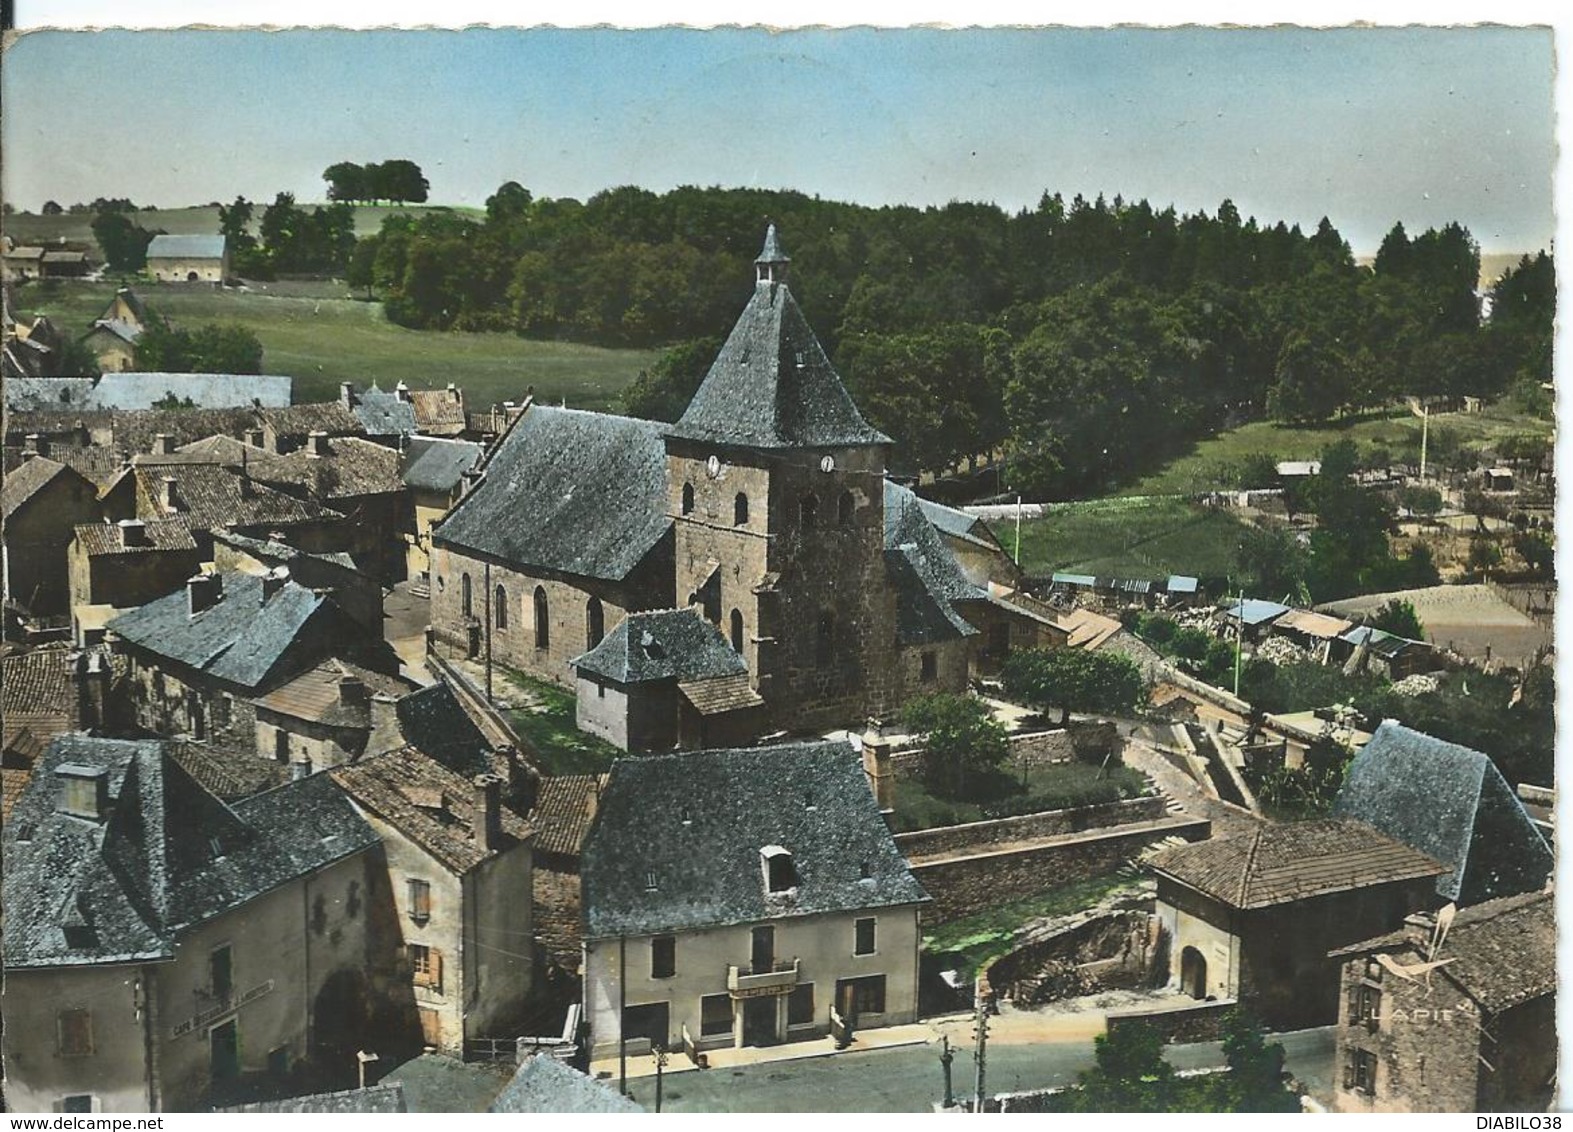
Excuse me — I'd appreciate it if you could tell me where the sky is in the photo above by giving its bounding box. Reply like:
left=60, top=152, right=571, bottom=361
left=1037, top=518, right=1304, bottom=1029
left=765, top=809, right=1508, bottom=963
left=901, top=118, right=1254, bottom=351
left=0, top=22, right=1556, bottom=256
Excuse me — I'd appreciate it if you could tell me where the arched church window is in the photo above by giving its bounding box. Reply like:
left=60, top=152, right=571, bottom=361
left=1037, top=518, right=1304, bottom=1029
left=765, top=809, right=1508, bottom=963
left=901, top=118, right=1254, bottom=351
left=734, top=492, right=749, bottom=526
left=534, top=586, right=550, bottom=650
left=681, top=483, right=695, bottom=515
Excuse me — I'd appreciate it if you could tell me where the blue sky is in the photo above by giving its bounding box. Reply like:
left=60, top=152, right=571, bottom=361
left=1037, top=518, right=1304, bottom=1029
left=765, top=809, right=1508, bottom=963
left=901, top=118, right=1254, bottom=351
left=1, top=24, right=1555, bottom=254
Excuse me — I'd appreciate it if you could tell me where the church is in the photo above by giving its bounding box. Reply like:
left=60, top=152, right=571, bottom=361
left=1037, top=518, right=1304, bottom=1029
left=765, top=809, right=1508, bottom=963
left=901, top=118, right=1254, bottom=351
left=429, top=227, right=989, bottom=746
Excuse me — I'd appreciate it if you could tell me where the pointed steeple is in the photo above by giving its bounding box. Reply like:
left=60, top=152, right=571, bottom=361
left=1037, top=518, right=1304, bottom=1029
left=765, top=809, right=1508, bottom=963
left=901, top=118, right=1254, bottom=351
left=667, top=227, right=889, bottom=451
left=755, top=223, right=790, bottom=285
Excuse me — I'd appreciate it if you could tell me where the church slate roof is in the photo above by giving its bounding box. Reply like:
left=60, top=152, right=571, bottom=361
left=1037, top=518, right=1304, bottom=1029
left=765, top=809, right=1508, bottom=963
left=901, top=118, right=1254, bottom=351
left=490, top=1055, right=642, bottom=1114
left=1333, top=720, right=1553, bottom=905
left=3, top=735, right=375, bottom=969
left=434, top=405, right=671, bottom=583
left=666, top=232, right=890, bottom=450
left=883, top=480, right=983, bottom=645
left=582, top=740, right=928, bottom=939
left=570, top=607, right=747, bottom=685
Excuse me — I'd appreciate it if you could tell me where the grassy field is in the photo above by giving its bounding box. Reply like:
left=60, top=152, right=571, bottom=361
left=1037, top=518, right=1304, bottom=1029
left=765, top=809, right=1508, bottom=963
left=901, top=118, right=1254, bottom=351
left=1116, top=405, right=1554, bottom=497
left=3, top=203, right=479, bottom=249
left=10, top=278, right=656, bottom=411
left=922, top=869, right=1144, bottom=971
left=997, top=496, right=1250, bottom=582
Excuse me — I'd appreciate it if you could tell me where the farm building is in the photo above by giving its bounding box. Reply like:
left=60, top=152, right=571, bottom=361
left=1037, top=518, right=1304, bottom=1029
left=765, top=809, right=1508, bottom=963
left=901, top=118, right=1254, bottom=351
left=145, top=234, right=229, bottom=283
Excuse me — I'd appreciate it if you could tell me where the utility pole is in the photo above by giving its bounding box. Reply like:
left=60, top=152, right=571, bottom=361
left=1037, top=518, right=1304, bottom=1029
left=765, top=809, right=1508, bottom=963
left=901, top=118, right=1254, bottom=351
left=618, top=936, right=628, bottom=1096
left=1419, top=402, right=1430, bottom=482
left=653, top=1042, right=668, bottom=1113
left=939, top=1034, right=955, bottom=1108
left=1013, top=495, right=1023, bottom=565
left=972, top=981, right=989, bottom=1113
left=1233, top=587, right=1243, bottom=698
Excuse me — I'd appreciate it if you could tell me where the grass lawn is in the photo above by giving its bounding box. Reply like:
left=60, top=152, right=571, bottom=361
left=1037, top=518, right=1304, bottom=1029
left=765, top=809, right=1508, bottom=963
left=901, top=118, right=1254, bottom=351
left=1115, top=406, right=1553, bottom=497
left=891, top=760, right=1151, bottom=833
left=922, top=869, right=1147, bottom=973
left=495, top=668, right=621, bottom=776
left=995, top=496, right=1250, bottom=582
left=10, top=278, right=656, bottom=412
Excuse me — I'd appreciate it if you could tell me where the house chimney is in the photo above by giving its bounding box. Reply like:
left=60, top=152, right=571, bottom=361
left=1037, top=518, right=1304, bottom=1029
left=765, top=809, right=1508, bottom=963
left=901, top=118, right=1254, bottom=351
left=24, top=433, right=46, bottom=456
left=71, top=648, right=110, bottom=730
left=160, top=476, right=181, bottom=513
left=261, top=565, right=289, bottom=602
left=447, top=382, right=459, bottom=400
left=55, top=764, right=110, bottom=821
left=307, top=431, right=330, bottom=457
left=338, top=675, right=367, bottom=708
left=290, top=760, right=312, bottom=782
left=339, top=381, right=356, bottom=409
left=187, top=573, right=222, bottom=616
left=117, top=518, right=148, bottom=548
left=366, top=693, right=403, bottom=757
left=861, top=733, right=895, bottom=813
left=473, top=774, right=503, bottom=852
left=395, top=380, right=411, bottom=402
left=153, top=433, right=175, bottom=456
left=245, top=427, right=265, bottom=448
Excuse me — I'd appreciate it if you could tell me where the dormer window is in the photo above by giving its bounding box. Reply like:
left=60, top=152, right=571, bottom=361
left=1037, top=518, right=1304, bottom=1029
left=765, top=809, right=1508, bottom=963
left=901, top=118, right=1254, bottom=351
left=761, top=845, right=798, bottom=894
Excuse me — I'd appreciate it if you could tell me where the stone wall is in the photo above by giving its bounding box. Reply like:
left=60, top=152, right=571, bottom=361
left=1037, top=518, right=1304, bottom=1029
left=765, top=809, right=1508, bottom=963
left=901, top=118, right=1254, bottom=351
left=893, top=795, right=1169, bottom=860
left=910, top=815, right=1210, bottom=924
left=1105, top=998, right=1238, bottom=1044
left=891, top=721, right=1121, bottom=782
left=533, top=862, right=583, bottom=975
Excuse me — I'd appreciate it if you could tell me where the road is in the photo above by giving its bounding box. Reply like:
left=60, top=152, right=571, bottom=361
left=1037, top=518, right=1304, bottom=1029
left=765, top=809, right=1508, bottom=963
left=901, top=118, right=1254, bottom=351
left=624, top=1026, right=1336, bottom=1113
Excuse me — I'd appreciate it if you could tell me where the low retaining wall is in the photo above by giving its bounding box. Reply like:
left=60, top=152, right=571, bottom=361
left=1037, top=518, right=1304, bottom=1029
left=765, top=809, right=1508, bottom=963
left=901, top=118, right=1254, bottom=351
left=911, top=815, right=1210, bottom=924
left=1105, top=997, right=1238, bottom=1044
left=890, top=721, right=1121, bottom=781
left=894, top=795, right=1168, bottom=860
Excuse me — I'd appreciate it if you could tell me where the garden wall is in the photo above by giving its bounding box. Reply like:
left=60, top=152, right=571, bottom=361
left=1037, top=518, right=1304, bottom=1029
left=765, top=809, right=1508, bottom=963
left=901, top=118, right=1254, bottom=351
left=910, top=815, right=1210, bottom=924
left=889, top=720, right=1120, bottom=780
left=894, top=795, right=1169, bottom=860
left=1105, top=997, right=1238, bottom=1044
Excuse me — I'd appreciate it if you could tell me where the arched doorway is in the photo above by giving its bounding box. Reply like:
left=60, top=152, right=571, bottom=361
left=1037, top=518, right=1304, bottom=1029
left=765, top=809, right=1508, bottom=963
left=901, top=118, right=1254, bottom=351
left=187, top=271, right=200, bottom=282
left=1180, top=946, right=1207, bottom=1000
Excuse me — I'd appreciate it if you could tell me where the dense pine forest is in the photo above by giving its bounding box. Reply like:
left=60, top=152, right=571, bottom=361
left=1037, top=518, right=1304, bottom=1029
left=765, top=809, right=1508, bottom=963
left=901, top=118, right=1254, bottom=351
left=349, top=183, right=1553, bottom=496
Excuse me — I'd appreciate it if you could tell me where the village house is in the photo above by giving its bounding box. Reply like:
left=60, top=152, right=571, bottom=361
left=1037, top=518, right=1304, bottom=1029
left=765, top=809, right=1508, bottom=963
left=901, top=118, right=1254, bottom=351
left=68, top=519, right=203, bottom=634
left=525, top=773, right=605, bottom=980
left=251, top=660, right=413, bottom=771
left=82, top=319, right=141, bottom=373
left=1329, top=890, right=1554, bottom=1113
left=1, top=646, right=117, bottom=820
left=128, top=463, right=344, bottom=560
left=350, top=384, right=419, bottom=439
left=400, top=436, right=483, bottom=584
left=3, top=242, right=47, bottom=281
left=1147, top=817, right=1448, bottom=1030
left=580, top=741, right=929, bottom=1060
left=406, top=383, right=469, bottom=438
left=211, top=529, right=383, bottom=636
left=253, top=400, right=363, bottom=454
left=331, top=744, right=535, bottom=1058
left=145, top=234, right=229, bottom=283
left=910, top=492, right=1022, bottom=591
left=1, top=735, right=383, bottom=1112
left=1334, top=720, right=1553, bottom=906
left=3, top=454, right=103, bottom=619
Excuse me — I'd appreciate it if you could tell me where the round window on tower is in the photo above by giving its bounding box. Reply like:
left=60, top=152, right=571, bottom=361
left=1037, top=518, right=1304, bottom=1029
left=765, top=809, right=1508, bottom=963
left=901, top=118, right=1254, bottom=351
left=819, top=455, right=836, bottom=474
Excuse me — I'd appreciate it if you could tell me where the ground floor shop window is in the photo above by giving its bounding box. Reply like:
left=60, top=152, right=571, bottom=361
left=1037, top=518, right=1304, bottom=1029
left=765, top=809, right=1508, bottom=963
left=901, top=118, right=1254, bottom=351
left=700, top=993, right=732, bottom=1037
left=788, top=983, right=815, bottom=1027
left=836, top=974, right=886, bottom=1018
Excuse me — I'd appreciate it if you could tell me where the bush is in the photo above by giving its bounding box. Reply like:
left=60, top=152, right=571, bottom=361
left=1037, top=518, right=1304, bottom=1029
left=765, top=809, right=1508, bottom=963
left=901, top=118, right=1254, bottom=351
left=902, top=692, right=1010, bottom=801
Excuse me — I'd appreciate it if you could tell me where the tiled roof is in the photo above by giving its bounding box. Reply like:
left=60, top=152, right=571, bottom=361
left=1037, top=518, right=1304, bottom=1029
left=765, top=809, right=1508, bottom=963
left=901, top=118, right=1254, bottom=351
left=527, top=774, right=604, bottom=858
left=352, top=386, right=418, bottom=436
left=1, top=648, right=78, bottom=731
left=133, top=464, right=338, bottom=532
left=1334, top=890, right=1554, bottom=1014
left=401, top=436, right=482, bottom=494
left=256, top=402, right=362, bottom=438
left=52, top=445, right=128, bottom=488
left=3, top=735, right=376, bottom=969
left=667, top=231, right=889, bottom=450
left=92, top=372, right=292, bottom=411
left=883, top=480, right=983, bottom=645
left=435, top=405, right=671, bottom=583
left=1148, top=817, right=1449, bottom=909
left=253, top=659, right=411, bottom=727
left=332, top=746, right=531, bottom=875
left=108, top=572, right=341, bottom=692
left=408, top=387, right=467, bottom=435
left=1273, top=609, right=1353, bottom=640
left=490, top=1055, right=641, bottom=1114
left=247, top=436, right=404, bottom=500
left=168, top=739, right=291, bottom=801
left=1, top=455, right=84, bottom=517
left=581, top=740, right=929, bottom=938
left=679, top=672, right=766, bottom=715
left=1334, top=720, right=1553, bottom=904
left=571, top=608, right=747, bottom=685
left=74, top=519, right=198, bottom=557
left=134, top=433, right=270, bottom=467
left=146, top=234, right=227, bottom=259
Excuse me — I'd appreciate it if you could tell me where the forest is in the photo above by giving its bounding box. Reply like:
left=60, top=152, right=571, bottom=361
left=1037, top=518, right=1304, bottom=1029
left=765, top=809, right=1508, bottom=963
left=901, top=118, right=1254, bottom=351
left=342, top=183, right=1552, bottom=496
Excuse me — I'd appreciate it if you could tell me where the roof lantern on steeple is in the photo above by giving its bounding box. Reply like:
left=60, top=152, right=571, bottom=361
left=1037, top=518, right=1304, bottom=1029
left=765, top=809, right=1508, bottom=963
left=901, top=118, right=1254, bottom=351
left=755, top=223, right=790, bottom=285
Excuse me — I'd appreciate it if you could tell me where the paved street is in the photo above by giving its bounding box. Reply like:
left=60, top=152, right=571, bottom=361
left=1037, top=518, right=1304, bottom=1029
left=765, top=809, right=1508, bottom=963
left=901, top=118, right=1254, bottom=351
left=620, top=1025, right=1337, bottom=1113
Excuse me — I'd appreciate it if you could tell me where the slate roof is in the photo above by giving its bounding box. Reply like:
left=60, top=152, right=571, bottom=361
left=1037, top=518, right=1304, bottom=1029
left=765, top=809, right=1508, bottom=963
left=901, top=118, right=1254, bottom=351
left=256, top=402, right=362, bottom=438
left=1148, top=817, right=1448, bottom=910
left=571, top=608, right=747, bottom=684
left=209, top=529, right=358, bottom=571
left=1334, top=720, right=1553, bottom=904
left=221, top=1083, right=407, bottom=1114
left=884, top=480, right=983, bottom=645
left=666, top=230, right=890, bottom=450
left=581, top=740, right=929, bottom=938
left=92, top=372, right=292, bottom=411
left=101, top=288, right=149, bottom=325
left=331, top=746, right=531, bottom=875
left=108, top=572, right=338, bottom=692
left=1, top=455, right=87, bottom=517
left=352, top=386, right=418, bottom=436
left=74, top=519, right=198, bottom=557
left=402, top=436, right=483, bottom=494
left=435, top=405, right=671, bottom=583
left=247, top=436, right=404, bottom=500
left=168, top=739, right=291, bottom=802
left=5, top=377, right=98, bottom=411
left=133, top=464, right=337, bottom=532
left=146, top=234, right=227, bottom=260
left=3, top=735, right=376, bottom=969
left=395, top=681, right=498, bottom=778
left=1332, top=890, right=1554, bottom=1015
left=528, top=774, right=605, bottom=857
left=916, top=495, right=996, bottom=549
left=86, top=318, right=142, bottom=345
left=490, top=1055, right=642, bottom=1114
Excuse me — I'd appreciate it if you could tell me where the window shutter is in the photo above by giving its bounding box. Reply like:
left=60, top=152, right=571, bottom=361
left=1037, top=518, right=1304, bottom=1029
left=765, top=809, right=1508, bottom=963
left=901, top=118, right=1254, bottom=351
left=1342, top=1056, right=1356, bottom=1090
left=430, top=948, right=443, bottom=994
left=1346, top=985, right=1362, bottom=1025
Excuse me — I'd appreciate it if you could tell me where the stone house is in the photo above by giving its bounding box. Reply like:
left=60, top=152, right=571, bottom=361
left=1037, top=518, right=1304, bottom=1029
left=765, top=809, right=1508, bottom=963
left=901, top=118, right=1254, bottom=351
left=211, top=530, right=383, bottom=636
left=1, top=646, right=116, bottom=819
left=98, top=287, right=150, bottom=330
left=129, top=463, right=344, bottom=561
left=1329, top=890, right=1554, bottom=1113
left=82, top=319, right=141, bottom=373
left=106, top=571, right=401, bottom=763
left=3, top=243, right=46, bottom=280
left=1, top=735, right=383, bottom=1112
left=1148, top=817, right=1448, bottom=1030
left=3, top=455, right=103, bottom=618
left=526, top=774, right=605, bottom=978
left=407, top=384, right=468, bottom=438
left=331, top=746, right=534, bottom=1057
left=570, top=607, right=764, bottom=753
left=68, top=519, right=202, bottom=627
left=251, top=660, right=412, bottom=772
left=399, top=436, right=483, bottom=583
left=145, top=234, right=229, bottom=283
left=253, top=401, right=363, bottom=454
left=911, top=492, right=1023, bottom=591
left=432, top=228, right=981, bottom=740
left=1334, top=720, right=1553, bottom=906
left=349, top=384, right=418, bottom=440
left=580, top=741, right=929, bottom=1060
